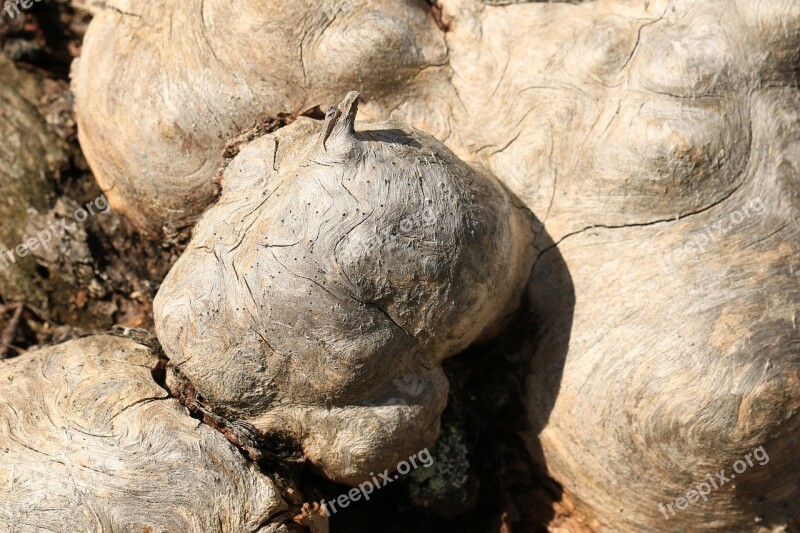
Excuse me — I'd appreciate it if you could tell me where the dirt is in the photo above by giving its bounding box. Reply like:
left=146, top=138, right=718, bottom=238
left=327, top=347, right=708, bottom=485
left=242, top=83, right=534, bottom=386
left=0, top=1, right=185, bottom=353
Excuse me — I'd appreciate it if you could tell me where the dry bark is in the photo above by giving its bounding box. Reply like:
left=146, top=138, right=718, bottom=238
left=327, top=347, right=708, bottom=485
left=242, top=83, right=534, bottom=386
left=437, top=2, right=800, bottom=530
left=72, top=0, right=447, bottom=234
left=71, top=0, right=800, bottom=530
left=0, top=335, right=292, bottom=532
left=154, top=93, right=535, bottom=485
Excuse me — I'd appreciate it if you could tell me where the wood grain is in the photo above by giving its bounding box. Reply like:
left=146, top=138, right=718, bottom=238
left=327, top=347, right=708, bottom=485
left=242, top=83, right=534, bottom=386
left=0, top=335, right=290, bottom=532
left=72, top=0, right=800, bottom=529
left=153, top=93, right=535, bottom=485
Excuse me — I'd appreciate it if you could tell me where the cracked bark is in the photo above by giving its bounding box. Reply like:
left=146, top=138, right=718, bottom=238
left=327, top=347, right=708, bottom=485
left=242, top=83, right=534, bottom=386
left=154, top=93, right=535, bottom=486
left=0, top=335, right=292, bottom=532
left=69, top=0, right=800, bottom=530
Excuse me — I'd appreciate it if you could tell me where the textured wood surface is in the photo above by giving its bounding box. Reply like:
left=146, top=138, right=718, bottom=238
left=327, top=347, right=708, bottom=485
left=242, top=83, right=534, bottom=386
left=71, top=0, right=800, bottom=530
left=0, top=335, right=290, bottom=532
left=154, top=93, right=534, bottom=486
left=72, top=0, right=447, bottom=233
left=438, top=1, right=799, bottom=530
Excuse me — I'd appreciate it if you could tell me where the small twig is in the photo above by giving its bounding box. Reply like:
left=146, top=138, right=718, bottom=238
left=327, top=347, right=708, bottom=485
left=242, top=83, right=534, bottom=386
left=1, top=304, right=24, bottom=360
left=21, top=303, right=54, bottom=325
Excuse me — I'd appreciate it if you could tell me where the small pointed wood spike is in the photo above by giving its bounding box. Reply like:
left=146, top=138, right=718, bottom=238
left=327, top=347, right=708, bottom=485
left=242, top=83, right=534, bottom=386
left=334, top=91, right=360, bottom=136
left=319, top=91, right=360, bottom=151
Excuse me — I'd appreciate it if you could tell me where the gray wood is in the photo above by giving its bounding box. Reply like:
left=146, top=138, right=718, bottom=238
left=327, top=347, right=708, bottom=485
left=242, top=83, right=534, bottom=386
left=154, top=93, right=535, bottom=486
left=71, top=0, right=800, bottom=530
left=0, top=335, right=289, bottom=532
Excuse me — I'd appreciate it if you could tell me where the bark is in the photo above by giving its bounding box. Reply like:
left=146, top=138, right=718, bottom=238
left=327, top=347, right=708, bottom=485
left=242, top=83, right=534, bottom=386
left=154, top=93, right=535, bottom=486
left=72, top=0, right=447, bottom=234
left=70, top=0, right=800, bottom=530
left=0, top=335, right=292, bottom=532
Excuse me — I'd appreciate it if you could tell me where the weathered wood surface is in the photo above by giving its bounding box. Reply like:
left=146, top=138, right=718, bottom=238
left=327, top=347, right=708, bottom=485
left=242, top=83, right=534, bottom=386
left=154, top=93, right=534, bottom=486
left=72, top=0, right=800, bottom=530
left=0, top=335, right=290, bottom=532
left=72, top=0, right=447, bottom=233
left=526, top=87, right=800, bottom=531
left=437, top=2, right=800, bottom=530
